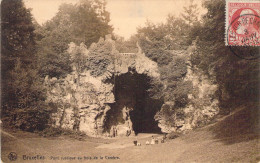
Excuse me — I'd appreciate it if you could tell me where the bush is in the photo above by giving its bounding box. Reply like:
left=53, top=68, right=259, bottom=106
left=39, top=127, right=88, bottom=140
left=167, top=132, right=181, bottom=139
left=1, top=59, right=51, bottom=132
left=139, top=38, right=173, bottom=66
left=85, top=37, right=115, bottom=77
left=3, top=108, right=50, bottom=132
left=140, top=36, right=192, bottom=129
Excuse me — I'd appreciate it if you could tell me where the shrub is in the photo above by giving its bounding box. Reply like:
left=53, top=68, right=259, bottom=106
left=39, top=127, right=88, bottom=140
left=167, top=131, right=180, bottom=139
left=85, top=37, right=116, bottom=77
left=3, top=107, right=50, bottom=132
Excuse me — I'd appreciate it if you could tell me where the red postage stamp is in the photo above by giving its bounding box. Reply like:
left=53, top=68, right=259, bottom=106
left=226, top=0, right=260, bottom=46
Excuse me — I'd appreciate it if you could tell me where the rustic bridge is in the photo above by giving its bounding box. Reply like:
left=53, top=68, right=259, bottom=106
left=119, top=53, right=136, bottom=57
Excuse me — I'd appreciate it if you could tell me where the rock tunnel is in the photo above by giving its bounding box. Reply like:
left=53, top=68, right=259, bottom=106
left=104, top=69, right=163, bottom=135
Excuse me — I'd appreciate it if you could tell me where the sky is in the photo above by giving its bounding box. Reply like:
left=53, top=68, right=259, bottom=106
left=24, top=0, right=206, bottom=39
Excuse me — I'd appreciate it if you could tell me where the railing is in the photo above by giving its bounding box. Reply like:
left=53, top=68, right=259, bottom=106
left=119, top=53, right=136, bottom=57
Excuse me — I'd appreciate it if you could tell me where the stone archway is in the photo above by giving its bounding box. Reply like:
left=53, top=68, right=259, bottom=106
left=103, top=69, right=163, bottom=136
left=45, top=40, right=163, bottom=137
left=46, top=39, right=220, bottom=137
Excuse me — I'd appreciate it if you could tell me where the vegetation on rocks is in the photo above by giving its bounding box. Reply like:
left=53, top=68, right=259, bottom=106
left=1, top=0, right=114, bottom=132
left=189, top=0, right=259, bottom=113
left=85, top=37, right=116, bottom=77
left=1, top=0, right=258, bottom=136
left=36, top=0, right=113, bottom=78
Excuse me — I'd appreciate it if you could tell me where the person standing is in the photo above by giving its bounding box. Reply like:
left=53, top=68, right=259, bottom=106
left=94, top=121, right=98, bottom=137
left=151, top=136, right=155, bottom=145
left=110, top=126, right=114, bottom=137
left=115, top=126, right=118, bottom=137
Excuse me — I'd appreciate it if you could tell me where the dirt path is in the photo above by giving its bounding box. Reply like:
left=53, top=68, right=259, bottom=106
left=1, top=130, right=16, bottom=139
left=96, top=133, right=162, bottom=149
left=1, top=128, right=259, bottom=163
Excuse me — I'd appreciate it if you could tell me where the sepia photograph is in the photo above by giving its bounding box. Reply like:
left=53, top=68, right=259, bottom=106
left=1, top=0, right=260, bottom=162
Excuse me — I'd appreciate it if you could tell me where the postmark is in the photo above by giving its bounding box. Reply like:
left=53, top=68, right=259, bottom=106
left=226, top=0, right=260, bottom=46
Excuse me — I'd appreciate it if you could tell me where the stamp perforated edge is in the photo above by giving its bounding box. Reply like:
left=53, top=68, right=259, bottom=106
left=225, top=0, right=260, bottom=46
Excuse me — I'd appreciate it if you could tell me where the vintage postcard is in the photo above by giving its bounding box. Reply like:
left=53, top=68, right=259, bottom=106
left=1, top=0, right=259, bottom=162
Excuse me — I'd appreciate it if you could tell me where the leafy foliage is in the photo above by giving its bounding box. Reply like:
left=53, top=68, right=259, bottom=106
left=1, top=0, right=36, bottom=96
left=2, top=58, right=51, bottom=131
left=167, top=131, right=181, bottom=139
left=139, top=37, right=173, bottom=65
left=136, top=8, right=200, bottom=52
left=39, top=127, right=88, bottom=140
left=181, top=0, right=199, bottom=26
left=2, top=0, right=257, bottom=133
left=138, top=35, right=190, bottom=106
left=114, top=35, right=139, bottom=53
left=36, top=0, right=113, bottom=78
left=85, top=37, right=116, bottom=77
left=1, top=0, right=51, bottom=131
left=135, top=1, right=202, bottom=127
left=190, top=0, right=259, bottom=112
left=1, top=0, right=36, bottom=60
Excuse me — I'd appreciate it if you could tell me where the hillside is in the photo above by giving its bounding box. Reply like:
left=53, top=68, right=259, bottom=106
left=2, top=105, right=259, bottom=163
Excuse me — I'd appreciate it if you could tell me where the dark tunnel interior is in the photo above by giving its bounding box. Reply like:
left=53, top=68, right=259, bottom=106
left=105, top=69, right=163, bottom=134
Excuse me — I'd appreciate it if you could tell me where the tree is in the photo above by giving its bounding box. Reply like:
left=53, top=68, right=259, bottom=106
left=179, top=0, right=201, bottom=46
left=190, top=0, right=259, bottom=113
left=4, top=59, right=49, bottom=131
left=136, top=13, right=198, bottom=51
left=1, top=0, right=36, bottom=108
left=76, top=0, right=113, bottom=46
left=114, top=35, right=139, bottom=53
left=137, top=21, right=172, bottom=50
left=1, top=0, right=36, bottom=86
left=181, top=0, right=199, bottom=26
left=135, top=7, right=199, bottom=129
left=36, top=0, right=113, bottom=78
left=1, top=0, right=50, bottom=131
left=1, top=0, right=36, bottom=60
left=165, top=15, right=190, bottom=49
left=85, top=36, right=116, bottom=77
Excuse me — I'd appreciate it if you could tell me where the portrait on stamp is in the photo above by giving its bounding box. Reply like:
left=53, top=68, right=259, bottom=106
left=226, top=0, right=260, bottom=46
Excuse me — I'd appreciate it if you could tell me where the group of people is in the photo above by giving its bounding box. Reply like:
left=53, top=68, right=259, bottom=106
left=109, top=124, right=132, bottom=137
left=110, top=126, right=118, bottom=137
left=134, top=134, right=167, bottom=146
left=146, top=135, right=166, bottom=145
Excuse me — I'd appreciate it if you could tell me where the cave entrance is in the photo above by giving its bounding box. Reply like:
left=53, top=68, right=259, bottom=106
left=104, top=69, right=163, bottom=135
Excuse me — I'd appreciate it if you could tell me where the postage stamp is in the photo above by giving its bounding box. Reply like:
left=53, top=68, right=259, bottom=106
left=226, top=0, right=260, bottom=46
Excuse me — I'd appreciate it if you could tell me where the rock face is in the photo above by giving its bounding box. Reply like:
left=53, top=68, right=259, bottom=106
left=155, top=52, right=219, bottom=133
left=45, top=37, right=160, bottom=137
left=45, top=37, right=219, bottom=137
